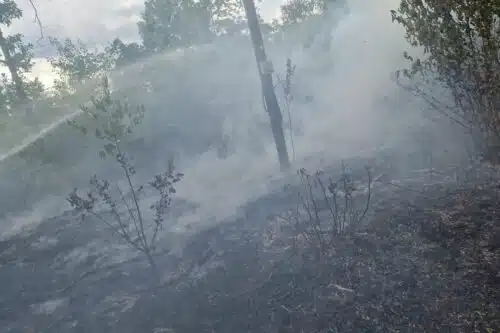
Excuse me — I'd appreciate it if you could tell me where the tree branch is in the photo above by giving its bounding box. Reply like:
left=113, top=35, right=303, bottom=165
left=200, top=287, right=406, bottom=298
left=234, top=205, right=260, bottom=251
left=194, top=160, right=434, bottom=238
left=27, top=0, right=44, bottom=41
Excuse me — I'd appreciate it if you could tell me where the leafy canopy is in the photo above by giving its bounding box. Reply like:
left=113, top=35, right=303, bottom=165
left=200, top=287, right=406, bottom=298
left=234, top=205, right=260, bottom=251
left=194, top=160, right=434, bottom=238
left=138, top=0, right=244, bottom=52
left=392, top=0, right=500, bottom=148
left=0, top=0, right=42, bottom=111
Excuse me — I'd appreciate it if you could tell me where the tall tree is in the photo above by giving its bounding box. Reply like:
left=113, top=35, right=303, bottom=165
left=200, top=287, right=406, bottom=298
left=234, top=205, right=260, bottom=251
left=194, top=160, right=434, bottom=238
left=392, top=0, right=500, bottom=153
left=138, top=0, right=243, bottom=52
left=0, top=0, right=39, bottom=107
left=242, top=0, right=290, bottom=170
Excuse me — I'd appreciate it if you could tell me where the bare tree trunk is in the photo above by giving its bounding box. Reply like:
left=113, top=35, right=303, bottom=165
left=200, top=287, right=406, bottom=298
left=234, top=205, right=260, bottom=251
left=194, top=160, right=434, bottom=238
left=242, top=0, right=290, bottom=171
left=0, top=27, right=26, bottom=102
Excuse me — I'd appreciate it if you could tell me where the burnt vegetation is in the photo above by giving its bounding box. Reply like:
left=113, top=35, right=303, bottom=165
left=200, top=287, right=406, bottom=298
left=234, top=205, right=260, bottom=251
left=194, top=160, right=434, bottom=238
left=0, top=0, right=499, bottom=332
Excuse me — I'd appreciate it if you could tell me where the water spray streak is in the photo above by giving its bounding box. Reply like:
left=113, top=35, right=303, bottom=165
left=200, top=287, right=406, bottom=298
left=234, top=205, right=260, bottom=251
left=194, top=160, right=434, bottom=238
left=0, top=109, right=83, bottom=163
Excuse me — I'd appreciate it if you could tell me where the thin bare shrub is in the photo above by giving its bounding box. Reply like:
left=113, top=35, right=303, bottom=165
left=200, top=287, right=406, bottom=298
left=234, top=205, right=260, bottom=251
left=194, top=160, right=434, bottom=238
left=66, top=76, right=183, bottom=277
left=281, top=163, right=372, bottom=261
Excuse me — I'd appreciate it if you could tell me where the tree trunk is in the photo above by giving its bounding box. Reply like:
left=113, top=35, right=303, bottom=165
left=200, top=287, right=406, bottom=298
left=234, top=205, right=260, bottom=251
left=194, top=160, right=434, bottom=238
left=242, top=0, right=290, bottom=171
left=0, top=27, right=26, bottom=102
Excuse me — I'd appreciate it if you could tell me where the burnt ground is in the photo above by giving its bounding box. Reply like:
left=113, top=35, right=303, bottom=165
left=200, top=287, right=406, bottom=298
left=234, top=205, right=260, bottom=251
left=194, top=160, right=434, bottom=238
left=0, top=154, right=499, bottom=333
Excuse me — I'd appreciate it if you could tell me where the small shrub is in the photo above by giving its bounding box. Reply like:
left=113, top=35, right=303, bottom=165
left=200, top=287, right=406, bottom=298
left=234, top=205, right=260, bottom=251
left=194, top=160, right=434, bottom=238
left=66, top=76, right=183, bottom=277
left=280, top=163, right=373, bottom=261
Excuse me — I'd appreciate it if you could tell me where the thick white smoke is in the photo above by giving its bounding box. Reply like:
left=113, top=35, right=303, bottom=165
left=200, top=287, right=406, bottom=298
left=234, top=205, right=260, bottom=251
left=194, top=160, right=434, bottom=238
left=1, top=0, right=464, bottom=240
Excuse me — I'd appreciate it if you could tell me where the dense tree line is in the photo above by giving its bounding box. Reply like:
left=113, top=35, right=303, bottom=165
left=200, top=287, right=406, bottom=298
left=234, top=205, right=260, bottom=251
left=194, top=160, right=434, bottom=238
left=0, top=0, right=344, bottom=111
left=0, top=0, right=498, bottom=156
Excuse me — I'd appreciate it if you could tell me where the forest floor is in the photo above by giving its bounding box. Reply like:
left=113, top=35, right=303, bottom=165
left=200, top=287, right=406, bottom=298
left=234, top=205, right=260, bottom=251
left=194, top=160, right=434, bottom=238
left=1, top=153, right=499, bottom=333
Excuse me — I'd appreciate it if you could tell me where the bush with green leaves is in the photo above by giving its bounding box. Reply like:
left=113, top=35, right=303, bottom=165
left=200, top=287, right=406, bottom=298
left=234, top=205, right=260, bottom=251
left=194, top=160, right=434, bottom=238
left=391, top=0, right=500, bottom=158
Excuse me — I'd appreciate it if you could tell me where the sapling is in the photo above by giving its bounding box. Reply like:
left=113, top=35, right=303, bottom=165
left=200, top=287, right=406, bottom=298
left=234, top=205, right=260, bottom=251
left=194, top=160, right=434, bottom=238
left=67, top=76, right=183, bottom=278
left=276, top=58, right=297, bottom=161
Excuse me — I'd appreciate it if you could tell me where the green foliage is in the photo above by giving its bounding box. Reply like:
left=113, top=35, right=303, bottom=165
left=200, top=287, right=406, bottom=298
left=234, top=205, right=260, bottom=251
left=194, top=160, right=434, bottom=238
left=0, top=0, right=22, bottom=26
left=0, top=0, right=40, bottom=111
left=48, top=36, right=148, bottom=96
left=0, top=73, right=44, bottom=109
left=281, top=0, right=321, bottom=24
left=106, top=38, right=146, bottom=68
left=72, top=76, right=145, bottom=150
left=280, top=0, right=346, bottom=24
left=391, top=0, right=500, bottom=150
left=138, top=0, right=244, bottom=52
left=1, top=33, right=35, bottom=72
left=48, top=37, right=113, bottom=91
